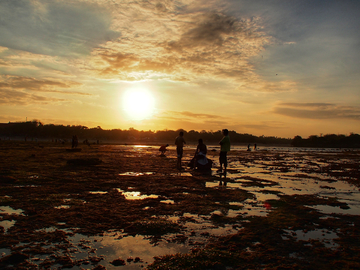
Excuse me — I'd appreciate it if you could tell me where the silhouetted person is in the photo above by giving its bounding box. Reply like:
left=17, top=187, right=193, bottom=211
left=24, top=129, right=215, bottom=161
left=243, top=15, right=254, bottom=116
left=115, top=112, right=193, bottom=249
left=254, top=143, right=257, bottom=150
left=72, top=135, right=78, bottom=148
left=175, top=131, right=186, bottom=170
left=218, top=129, right=230, bottom=175
left=247, top=144, right=251, bottom=151
left=159, top=144, right=169, bottom=156
left=190, top=138, right=209, bottom=169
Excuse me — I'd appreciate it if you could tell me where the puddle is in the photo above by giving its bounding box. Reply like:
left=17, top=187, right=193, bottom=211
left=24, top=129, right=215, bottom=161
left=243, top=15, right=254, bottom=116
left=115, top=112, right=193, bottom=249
left=161, top=200, right=175, bottom=204
left=89, top=191, right=108, bottom=195
left=119, top=172, right=154, bottom=176
left=0, top=206, right=24, bottom=215
left=309, top=204, right=360, bottom=215
left=282, top=229, right=339, bottom=248
left=116, top=189, right=159, bottom=200
left=55, top=205, right=71, bottom=209
left=0, top=248, right=11, bottom=258
left=170, top=172, right=193, bottom=177
left=0, top=220, right=16, bottom=233
left=18, top=229, right=190, bottom=269
left=0, top=206, right=24, bottom=233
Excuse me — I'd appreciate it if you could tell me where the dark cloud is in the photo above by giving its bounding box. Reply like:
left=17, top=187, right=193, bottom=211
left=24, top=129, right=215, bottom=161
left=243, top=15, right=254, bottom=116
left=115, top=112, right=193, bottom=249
left=155, top=3, right=168, bottom=13
left=274, top=103, right=360, bottom=120
left=167, top=13, right=237, bottom=50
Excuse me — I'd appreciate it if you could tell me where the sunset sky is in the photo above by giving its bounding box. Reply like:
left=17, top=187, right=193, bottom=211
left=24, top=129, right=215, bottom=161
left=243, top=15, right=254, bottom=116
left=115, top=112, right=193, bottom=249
left=1, top=0, right=359, bottom=138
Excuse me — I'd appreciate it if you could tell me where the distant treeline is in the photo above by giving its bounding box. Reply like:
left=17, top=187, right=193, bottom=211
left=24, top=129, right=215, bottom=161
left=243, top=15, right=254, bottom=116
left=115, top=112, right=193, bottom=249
left=1, top=121, right=359, bottom=147
left=291, top=134, right=360, bottom=148
left=0, top=121, right=290, bottom=145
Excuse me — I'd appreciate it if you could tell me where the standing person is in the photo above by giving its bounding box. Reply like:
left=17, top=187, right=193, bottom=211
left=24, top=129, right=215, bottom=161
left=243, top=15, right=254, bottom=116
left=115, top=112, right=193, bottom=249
left=218, top=129, right=230, bottom=174
left=175, top=131, right=186, bottom=170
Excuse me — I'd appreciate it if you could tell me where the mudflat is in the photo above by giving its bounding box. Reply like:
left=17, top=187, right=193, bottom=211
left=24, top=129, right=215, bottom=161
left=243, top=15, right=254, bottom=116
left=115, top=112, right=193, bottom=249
left=1, top=141, right=360, bottom=269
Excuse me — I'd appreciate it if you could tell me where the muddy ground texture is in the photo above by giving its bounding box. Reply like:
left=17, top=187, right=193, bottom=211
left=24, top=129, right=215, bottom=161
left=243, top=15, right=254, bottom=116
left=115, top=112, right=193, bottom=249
left=1, top=141, right=360, bottom=269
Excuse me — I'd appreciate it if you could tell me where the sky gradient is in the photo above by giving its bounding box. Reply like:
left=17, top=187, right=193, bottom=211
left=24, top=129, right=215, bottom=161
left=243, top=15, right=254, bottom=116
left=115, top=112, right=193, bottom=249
left=1, top=0, right=359, bottom=138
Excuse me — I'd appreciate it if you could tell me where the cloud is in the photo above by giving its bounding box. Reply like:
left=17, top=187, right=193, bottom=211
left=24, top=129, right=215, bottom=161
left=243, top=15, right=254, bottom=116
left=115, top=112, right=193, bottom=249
left=0, top=0, right=119, bottom=57
left=159, top=111, right=221, bottom=121
left=0, top=75, right=89, bottom=95
left=166, top=13, right=238, bottom=50
left=174, top=111, right=221, bottom=119
left=274, top=103, right=360, bottom=121
left=90, top=5, right=272, bottom=85
left=0, top=89, right=66, bottom=105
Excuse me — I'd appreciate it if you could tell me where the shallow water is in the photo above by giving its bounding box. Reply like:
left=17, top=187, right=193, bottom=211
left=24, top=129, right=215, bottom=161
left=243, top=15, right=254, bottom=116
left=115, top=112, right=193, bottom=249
left=21, top=229, right=189, bottom=270
left=206, top=155, right=360, bottom=216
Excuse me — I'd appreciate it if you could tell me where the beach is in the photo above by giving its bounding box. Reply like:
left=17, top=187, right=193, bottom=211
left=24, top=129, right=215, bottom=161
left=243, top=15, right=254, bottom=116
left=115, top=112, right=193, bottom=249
left=1, top=141, right=360, bottom=269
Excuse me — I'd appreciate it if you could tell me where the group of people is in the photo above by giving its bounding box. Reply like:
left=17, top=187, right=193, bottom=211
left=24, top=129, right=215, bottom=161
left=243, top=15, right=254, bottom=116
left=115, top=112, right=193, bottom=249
left=159, top=129, right=230, bottom=174
left=247, top=143, right=257, bottom=151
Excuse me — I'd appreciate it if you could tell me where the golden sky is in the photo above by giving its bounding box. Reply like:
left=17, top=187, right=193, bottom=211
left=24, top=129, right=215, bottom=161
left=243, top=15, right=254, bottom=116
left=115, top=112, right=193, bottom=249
left=0, top=0, right=359, bottom=138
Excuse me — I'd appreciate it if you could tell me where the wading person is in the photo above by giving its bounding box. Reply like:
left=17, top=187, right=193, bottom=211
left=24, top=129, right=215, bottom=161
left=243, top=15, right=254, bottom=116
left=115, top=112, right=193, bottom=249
left=218, top=129, right=230, bottom=174
left=175, top=131, right=186, bottom=170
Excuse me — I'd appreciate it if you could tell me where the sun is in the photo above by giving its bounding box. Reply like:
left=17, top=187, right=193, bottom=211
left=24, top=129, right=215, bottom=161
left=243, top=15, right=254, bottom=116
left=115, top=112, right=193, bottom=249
left=122, top=88, right=155, bottom=120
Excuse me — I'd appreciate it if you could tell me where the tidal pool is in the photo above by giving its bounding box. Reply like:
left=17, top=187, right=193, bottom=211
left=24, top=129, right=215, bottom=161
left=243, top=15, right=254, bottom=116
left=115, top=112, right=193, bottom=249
left=22, top=229, right=190, bottom=270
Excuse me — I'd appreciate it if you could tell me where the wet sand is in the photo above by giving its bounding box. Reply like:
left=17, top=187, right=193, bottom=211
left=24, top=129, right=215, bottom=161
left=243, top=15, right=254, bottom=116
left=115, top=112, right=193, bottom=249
left=0, top=141, right=360, bottom=269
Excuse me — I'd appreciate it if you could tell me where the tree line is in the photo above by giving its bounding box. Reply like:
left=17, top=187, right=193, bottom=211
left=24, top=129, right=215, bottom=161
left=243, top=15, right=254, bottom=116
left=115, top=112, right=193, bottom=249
left=1, top=121, right=359, bottom=147
left=0, top=121, right=290, bottom=145
left=291, top=133, right=360, bottom=148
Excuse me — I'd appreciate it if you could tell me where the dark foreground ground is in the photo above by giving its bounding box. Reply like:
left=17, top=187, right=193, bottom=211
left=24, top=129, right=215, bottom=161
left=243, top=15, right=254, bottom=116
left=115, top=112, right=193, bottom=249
left=0, top=141, right=360, bottom=269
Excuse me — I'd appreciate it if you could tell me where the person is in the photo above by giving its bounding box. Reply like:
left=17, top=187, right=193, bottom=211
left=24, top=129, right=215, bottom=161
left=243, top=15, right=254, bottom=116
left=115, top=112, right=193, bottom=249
left=247, top=144, right=251, bottom=151
left=83, top=139, right=90, bottom=146
left=159, top=144, right=169, bottom=156
left=72, top=135, right=78, bottom=148
left=175, top=131, right=186, bottom=170
left=218, top=129, right=230, bottom=174
left=190, top=138, right=209, bottom=169
left=254, top=143, right=257, bottom=150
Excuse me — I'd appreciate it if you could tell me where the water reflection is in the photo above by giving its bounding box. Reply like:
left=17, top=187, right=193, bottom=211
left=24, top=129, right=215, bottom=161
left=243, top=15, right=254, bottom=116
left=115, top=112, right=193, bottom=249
left=25, top=230, right=190, bottom=270
left=282, top=229, right=339, bottom=249
left=116, top=188, right=159, bottom=200
left=0, top=206, right=24, bottom=215
left=207, top=156, right=360, bottom=215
